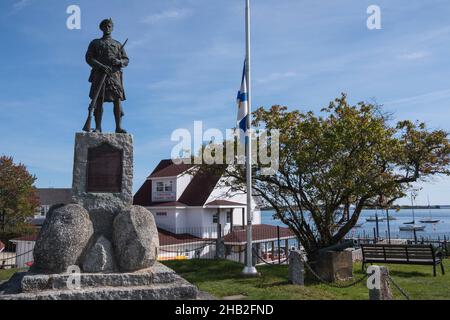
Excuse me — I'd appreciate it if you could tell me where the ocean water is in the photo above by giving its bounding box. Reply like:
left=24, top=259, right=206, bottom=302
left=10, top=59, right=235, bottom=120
left=262, top=208, right=450, bottom=240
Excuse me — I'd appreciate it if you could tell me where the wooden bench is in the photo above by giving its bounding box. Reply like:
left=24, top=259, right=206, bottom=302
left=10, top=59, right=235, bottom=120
left=361, top=244, right=445, bottom=276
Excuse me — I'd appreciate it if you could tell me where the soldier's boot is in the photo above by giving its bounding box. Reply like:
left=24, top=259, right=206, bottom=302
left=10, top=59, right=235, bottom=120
left=94, top=103, right=103, bottom=133
left=114, top=101, right=127, bottom=134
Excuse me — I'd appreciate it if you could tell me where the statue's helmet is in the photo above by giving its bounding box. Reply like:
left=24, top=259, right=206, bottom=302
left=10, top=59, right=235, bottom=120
left=99, top=18, right=114, bottom=31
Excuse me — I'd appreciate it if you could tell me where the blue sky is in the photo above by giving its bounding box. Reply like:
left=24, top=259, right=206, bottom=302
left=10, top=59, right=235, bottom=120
left=1, top=0, right=450, bottom=205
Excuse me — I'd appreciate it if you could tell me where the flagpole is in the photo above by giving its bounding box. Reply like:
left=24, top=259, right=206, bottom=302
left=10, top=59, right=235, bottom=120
left=242, top=0, right=258, bottom=276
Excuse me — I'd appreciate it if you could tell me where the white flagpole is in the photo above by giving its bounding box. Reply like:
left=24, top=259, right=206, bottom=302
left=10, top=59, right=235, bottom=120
left=242, top=0, right=258, bottom=276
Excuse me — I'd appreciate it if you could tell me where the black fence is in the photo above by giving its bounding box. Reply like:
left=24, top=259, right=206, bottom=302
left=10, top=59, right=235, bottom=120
left=158, top=224, right=300, bottom=265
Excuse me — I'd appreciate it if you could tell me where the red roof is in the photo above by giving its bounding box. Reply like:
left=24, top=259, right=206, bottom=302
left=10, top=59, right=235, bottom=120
left=224, top=224, right=296, bottom=244
left=205, top=200, right=246, bottom=207
left=178, top=169, right=223, bottom=206
left=148, top=159, right=193, bottom=178
left=133, top=160, right=226, bottom=207
left=158, top=228, right=210, bottom=246
left=11, top=235, right=38, bottom=242
left=0, top=240, right=5, bottom=251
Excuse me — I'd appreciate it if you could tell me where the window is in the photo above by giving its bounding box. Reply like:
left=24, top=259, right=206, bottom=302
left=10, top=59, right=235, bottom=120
left=226, top=211, right=232, bottom=224
left=156, top=181, right=173, bottom=192
left=40, top=206, right=49, bottom=217
left=164, top=181, right=173, bottom=192
left=212, top=213, right=219, bottom=224
left=156, top=212, right=167, bottom=217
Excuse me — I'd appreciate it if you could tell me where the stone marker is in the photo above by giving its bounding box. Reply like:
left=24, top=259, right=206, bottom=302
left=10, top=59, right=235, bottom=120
left=368, top=266, right=393, bottom=300
left=33, top=204, right=94, bottom=273
left=113, top=205, right=159, bottom=272
left=288, top=250, right=305, bottom=285
left=82, top=235, right=116, bottom=273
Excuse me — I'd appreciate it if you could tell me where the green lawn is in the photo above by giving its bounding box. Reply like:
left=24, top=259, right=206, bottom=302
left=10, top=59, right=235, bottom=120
left=163, top=259, right=450, bottom=300
left=0, top=268, right=20, bottom=282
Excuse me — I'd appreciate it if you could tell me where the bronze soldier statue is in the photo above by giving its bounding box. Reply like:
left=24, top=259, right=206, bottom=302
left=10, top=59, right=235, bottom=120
left=84, top=18, right=129, bottom=133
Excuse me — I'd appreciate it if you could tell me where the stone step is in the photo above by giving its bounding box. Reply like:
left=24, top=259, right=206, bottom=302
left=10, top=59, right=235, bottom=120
left=21, top=262, right=177, bottom=293
left=1, top=277, right=198, bottom=300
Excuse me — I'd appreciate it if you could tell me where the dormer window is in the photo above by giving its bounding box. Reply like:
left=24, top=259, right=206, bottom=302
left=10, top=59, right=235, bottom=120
left=165, top=181, right=173, bottom=192
left=153, top=179, right=176, bottom=202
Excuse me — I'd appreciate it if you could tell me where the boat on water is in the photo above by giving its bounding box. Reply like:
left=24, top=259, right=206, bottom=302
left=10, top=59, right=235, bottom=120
left=399, top=225, right=426, bottom=232
left=419, top=218, right=440, bottom=224
left=420, top=196, right=440, bottom=224
left=400, top=195, right=426, bottom=231
left=366, top=216, right=384, bottom=222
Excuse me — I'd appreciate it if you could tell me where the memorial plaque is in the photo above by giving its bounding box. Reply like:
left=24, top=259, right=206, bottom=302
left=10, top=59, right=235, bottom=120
left=87, top=143, right=123, bottom=193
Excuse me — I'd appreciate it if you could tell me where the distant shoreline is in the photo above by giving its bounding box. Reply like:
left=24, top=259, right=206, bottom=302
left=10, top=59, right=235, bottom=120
left=261, top=205, right=450, bottom=211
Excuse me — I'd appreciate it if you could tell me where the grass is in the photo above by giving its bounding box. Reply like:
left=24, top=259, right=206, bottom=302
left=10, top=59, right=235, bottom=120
left=163, top=259, right=450, bottom=300
left=0, top=268, right=20, bottom=282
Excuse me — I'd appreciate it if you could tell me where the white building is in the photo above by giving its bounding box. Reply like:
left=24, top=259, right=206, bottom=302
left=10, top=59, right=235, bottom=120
left=134, top=160, right=261, bottom=237
left=134, top=159, right=296, bottom=263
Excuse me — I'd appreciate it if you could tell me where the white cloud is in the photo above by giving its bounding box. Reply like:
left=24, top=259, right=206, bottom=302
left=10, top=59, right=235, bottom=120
left=142, top=9, right=192, bottom=24
left=397, top=51, right=430, bottom=61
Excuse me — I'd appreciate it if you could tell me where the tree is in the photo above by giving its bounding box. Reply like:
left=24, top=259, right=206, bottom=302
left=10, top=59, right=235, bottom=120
left=0, top=156, right=39, bottom=239
left=206, top=94, right=450, bottom=261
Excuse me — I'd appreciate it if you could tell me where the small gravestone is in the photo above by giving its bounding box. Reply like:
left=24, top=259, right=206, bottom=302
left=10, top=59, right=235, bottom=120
left=288, top=250, right=305, bottom=285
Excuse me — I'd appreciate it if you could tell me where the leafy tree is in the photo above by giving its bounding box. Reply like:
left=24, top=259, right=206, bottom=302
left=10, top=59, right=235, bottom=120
left=0, top=156, right=39, bottom=240
left=202, top=94, right=450, bottom=262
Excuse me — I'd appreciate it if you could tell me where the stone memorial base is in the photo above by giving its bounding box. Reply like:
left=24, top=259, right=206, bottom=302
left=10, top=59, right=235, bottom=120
left=0, top=263, right=198, bottom=300
left=0, top=132, right=201, bottom=300
left=312, top=251, right=353, bottom=282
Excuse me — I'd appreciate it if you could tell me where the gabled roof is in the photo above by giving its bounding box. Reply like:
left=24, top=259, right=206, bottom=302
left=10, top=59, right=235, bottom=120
left=0, top=240, right=4, bottom=252
left=178, top=169, right=223, bottom=206
left=223, top=224, right=296, bottom=245
left=133, top=160, right=226, bottom=207
left=148, top=159, right=193, bottom=178
left=133, top=180, right=152, bottom=206
left=158, top=228, right=210, bottom=246
left=37, top=188, right=72, bottom=206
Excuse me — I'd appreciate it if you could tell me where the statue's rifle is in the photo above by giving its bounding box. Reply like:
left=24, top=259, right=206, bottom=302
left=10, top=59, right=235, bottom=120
left=82, top=38, right=128, bottom=132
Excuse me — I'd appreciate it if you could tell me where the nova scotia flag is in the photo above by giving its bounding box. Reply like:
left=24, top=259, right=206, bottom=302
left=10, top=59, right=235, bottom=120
left=236, top=61, right=248, bottom=137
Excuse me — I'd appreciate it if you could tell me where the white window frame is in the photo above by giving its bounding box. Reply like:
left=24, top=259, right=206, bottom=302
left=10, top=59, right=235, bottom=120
left=156, top=182, right=164, bottom=192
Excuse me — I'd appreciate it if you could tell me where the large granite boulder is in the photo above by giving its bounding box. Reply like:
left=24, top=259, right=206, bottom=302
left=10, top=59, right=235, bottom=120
left=113, top=206, right=159, bottom=272
left=33, top=204, right=94, bottom=273
left=82, top=236, right=116, bottom=273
